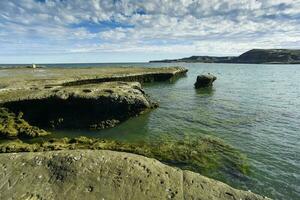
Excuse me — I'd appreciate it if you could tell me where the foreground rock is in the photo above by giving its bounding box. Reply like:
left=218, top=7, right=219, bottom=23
left=194, top=74, right=217, bottom=88
left=0, top=150, right=269, bottom=200
left=0, top=82, right=157, bottom=130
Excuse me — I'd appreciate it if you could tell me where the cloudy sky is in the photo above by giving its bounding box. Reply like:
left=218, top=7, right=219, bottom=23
left=0, top=0, right=299, bottom=63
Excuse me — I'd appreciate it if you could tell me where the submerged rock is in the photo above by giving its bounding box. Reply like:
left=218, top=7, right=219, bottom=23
left=0, top=150, right=269, bottom=200
left=1, top=82, right=157, bottom=130
left=194, top=74, right=217, bottom=88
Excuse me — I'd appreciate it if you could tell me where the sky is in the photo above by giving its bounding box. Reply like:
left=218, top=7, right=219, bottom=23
left=0, top=0, right=300, bottom=63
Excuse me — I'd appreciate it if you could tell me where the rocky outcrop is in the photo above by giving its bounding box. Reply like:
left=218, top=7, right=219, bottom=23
left=0, top=67, right=187, bottom=130
left=61, top=67, right=188, bottom=86
left=194, top=74, right=217, bottom=88
left=0, top=150, right=269, bottom=200
left=0, top=66, right=188, bottom=92
left=1, top=82, right=157, bottom=130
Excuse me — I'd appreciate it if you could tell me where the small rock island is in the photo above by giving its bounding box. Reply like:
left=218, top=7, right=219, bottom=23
left=194, top=74, right=217, bottom=88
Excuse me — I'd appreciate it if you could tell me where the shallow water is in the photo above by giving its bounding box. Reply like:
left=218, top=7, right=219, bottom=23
left=1, top=63, right=300, bottom=199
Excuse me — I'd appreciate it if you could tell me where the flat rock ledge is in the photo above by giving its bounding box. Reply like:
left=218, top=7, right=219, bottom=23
left=0, top=150, right=270, bottom=200
left=1, top=82, right=157, bottom=130
left=0, top=67, right=187, bottom=131
left=0, top=66, right=188, bottom=91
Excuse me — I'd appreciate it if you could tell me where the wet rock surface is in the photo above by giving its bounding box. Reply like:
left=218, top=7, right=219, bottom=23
left=1, top=82, right=157, bottom=130
left=0, top=66, right=188, bottom=91
left=0, top=135, right=250, bottom=178
left=0, top=67, right=185, bottom=130
left=194, top=74, right=217, bottom=88
left=0, top=150, right=269, bottom=200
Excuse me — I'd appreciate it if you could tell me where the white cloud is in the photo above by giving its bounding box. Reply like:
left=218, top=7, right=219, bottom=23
left=0, top=0, right=299, bottom=62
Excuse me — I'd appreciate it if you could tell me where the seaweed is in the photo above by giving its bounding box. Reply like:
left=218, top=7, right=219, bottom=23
left=0, top=107, right=49, bottom=139
left=0, top=135, right=249, bottom=178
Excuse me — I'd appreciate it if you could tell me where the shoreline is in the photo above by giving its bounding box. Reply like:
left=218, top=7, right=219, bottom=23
left=0, top=66, right=270, bottom=199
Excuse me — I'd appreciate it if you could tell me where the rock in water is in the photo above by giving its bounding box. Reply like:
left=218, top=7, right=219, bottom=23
left=194, top=74, right=217, bottom=88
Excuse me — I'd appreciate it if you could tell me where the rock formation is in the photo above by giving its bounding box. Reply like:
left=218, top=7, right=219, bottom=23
left=1, top=82, right=157, bottom=130
left=0, top=150, right=270, bottom=200
left=194, top=74, right=217, bottom=88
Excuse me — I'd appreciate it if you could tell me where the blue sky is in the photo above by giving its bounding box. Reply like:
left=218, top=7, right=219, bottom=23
left=0, top=0, right=299, bottom=63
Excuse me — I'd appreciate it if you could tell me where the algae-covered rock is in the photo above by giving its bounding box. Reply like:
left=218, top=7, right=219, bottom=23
left=0, top=107, right=49, bottom=139
left=0, top=136, right=249, bottom=178
left=194, top=74, right=217, bottom=88
left=1, top=82, right=158, bottom=130
left=0, top=150, right=269, bottom=200
left=0, top=66, right=188, bottom=92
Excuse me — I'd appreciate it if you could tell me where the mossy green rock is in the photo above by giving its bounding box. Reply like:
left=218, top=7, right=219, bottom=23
left=0, top=150, right=269, bottom=200
left=0, top=107, right=49, bottom=139
left=0, top=136, right=249, bottom=178
left=1, top=82, right=158, bottom=130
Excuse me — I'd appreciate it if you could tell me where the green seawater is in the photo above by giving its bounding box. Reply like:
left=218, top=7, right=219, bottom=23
left=2, top=63, right=300, bottom=199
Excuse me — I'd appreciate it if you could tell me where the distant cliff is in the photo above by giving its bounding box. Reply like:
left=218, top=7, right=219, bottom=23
left=150, top=49, right=300, bottom=64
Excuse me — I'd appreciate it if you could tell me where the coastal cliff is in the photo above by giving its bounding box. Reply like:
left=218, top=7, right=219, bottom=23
left=150, top=49, right=300, bottom=64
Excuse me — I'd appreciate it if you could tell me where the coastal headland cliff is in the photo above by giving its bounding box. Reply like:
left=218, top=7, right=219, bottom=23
left=150, top=49, right=300, bottom=64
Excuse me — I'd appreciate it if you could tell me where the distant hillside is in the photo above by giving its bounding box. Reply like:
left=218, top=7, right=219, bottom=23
left=150, top=49, right=300, bottom=64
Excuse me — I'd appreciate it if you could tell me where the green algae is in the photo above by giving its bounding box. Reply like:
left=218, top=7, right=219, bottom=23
left=0, top=107, right=49, bottom=139
left=0, top=135, right=249, bottom=178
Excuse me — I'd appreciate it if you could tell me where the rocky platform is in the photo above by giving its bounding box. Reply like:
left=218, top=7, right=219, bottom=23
left=0, top=150, right=269, bottom=200
left=0, top=67, right=186, bottom=131
left=0, top=66, right=187, bottom=91
left=0, top=82, right=157, bottom=130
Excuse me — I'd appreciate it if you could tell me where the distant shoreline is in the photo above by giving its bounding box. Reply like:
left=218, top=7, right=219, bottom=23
left=150, top=49, right=300, bottom=64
